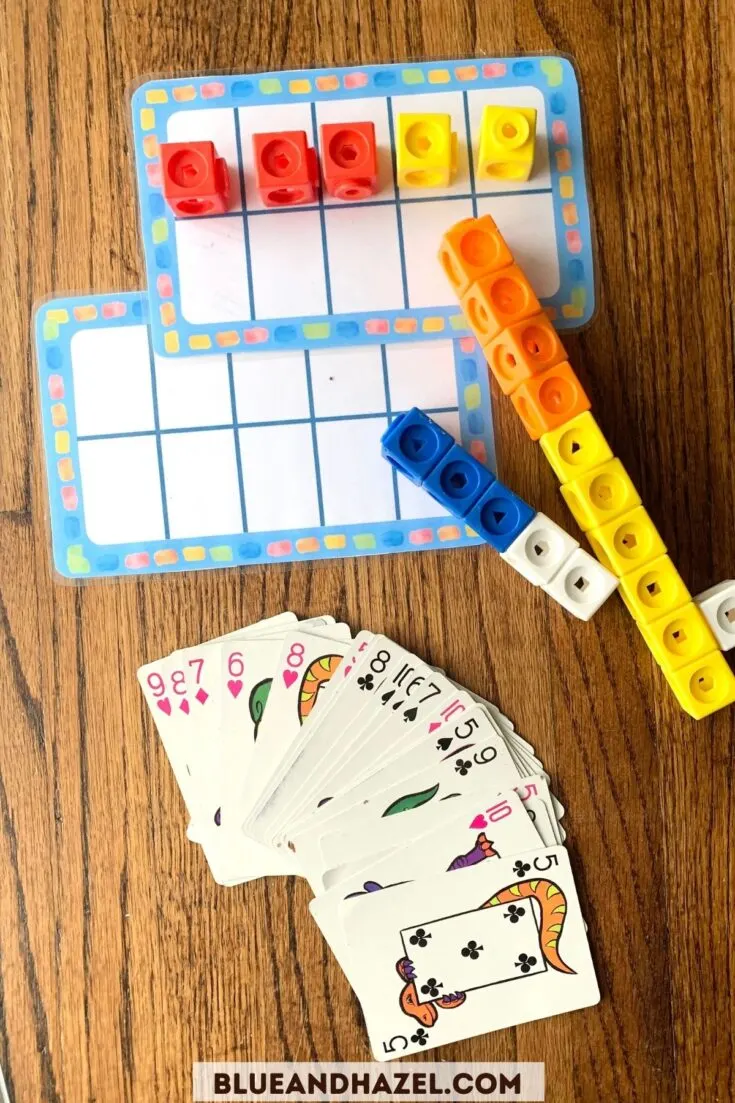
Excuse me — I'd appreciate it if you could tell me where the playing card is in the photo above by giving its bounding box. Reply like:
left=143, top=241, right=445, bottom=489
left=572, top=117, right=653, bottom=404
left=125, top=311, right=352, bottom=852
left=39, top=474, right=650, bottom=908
left=275, top=649, right=472, bottom=844
left=341, top=847, right=599, bottom=1059
left=138, top=653, right=201, bottom=813
left=243, top=630, right=375, bottom=835
left=468, top=692, right=547, bottom=779
left=315, top=679, right=471, bottom=808
left=246, top=632, right=412, bottom=844
left=310, top=786, right=543, bottom=977
left=322, top=786, right=543, bottom=893
left=516, top=776, right=565, bottom=844
left=138, top=612, right=300, bottom=811
left=242, top=625, right=353, bottom=809
left=318, top=781, right=541, bottom=883
left=290, top=708, right=524, bottom=885
left=521, top=798, right=557, bottom=847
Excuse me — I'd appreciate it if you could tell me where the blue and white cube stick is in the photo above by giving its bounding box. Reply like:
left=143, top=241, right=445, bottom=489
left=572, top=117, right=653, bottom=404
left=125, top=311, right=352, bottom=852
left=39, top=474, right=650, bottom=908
left=381, top=408, right=618, bottom=621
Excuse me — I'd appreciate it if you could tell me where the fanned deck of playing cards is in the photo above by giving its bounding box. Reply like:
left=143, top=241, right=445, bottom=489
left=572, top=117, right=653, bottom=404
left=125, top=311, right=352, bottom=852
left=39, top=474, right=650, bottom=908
left=139, top=613, right=599, bottom=1057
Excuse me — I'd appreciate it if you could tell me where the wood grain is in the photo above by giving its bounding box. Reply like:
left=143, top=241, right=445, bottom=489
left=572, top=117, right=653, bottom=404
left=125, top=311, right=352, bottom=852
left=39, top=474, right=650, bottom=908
left=1, top=0, right=734, bottom=1099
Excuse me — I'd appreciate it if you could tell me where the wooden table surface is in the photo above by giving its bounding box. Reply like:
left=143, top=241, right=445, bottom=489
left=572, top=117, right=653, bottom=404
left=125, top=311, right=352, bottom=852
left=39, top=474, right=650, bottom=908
left=2, top=1, right=735, bottom=1100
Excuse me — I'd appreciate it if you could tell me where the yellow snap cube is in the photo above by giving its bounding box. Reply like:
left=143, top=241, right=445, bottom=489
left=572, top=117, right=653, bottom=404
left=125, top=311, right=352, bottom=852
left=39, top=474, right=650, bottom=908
left=665, top=651, right=735, bottom=720
left=640, top=602, right=719, bottom=672
left=477, top=105, right=537, bottom=182
left=587, top=506, right=666, bottom=577
left=560, top=457, right=641, bottom=532
left=396, top=113, right=457, bottom=188
left=540, top=412, right=613, bottom=485
left=619, top=554, right=691, bottom=625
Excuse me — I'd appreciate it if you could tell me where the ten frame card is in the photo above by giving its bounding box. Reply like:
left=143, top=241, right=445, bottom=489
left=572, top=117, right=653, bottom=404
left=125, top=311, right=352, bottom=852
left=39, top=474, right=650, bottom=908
left=36, top=292, right=494, bottom=579
left=131, top=56, right=595, bottom=359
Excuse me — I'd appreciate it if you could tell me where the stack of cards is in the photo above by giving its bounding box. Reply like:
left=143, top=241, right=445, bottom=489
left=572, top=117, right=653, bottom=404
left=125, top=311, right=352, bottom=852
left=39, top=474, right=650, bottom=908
left=139, top=612, right=599, bottom=1057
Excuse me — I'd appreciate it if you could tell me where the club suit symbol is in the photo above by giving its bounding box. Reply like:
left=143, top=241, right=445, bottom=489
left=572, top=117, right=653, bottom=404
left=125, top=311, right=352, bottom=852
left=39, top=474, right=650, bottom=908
left=409, top=928, right=431, bottom=948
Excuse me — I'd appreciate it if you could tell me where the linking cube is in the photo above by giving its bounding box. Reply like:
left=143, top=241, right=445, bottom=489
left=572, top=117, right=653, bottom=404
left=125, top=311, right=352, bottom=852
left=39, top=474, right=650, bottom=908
left=540, top=412, right=613, bottom=484
left=695, top=580, right=735, bottom=651
left=640, top=602, right=719, bottom=672
left=381, top=408, right=453, bottom=484
left=587, top=506, right=666, bottom=577
left=477, top=105, right=537, bottom=182
left=541, top=548, right=619, bottom=622
left=396, top=113, right=457, bottom=188
left=500, top=512, right=578, bottom=586
left=664, top=652, right=735, bottom=720
left=438, top=216, right=514, bottom=297
left=511, top=361, right=591, bottom=441
left=485, top=312, right=568, bottom=395
left=253, top=130, right=319, bottom=207
left=561, top=457, right=641, bottom=533
left=619, top=555, right=691, bottom=626
left=423, top=444, right=495, bottom=517
left=461, top=264, right=543, bottom=346
left=160, top=141, right=230, bottom=217
left=465, top=483, right=536, bottom=553
left=319, top=121, right=378, bottom=200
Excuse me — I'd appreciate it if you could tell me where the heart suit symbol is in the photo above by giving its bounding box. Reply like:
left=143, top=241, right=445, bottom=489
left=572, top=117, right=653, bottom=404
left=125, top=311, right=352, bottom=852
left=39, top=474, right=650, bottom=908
left=227, top=679, right=243, bottom=698
left=470, top=814, right=488, bottom=830
left=156, top=698, right=172, bottom=715
left=283, top=670, right=298, bottom=688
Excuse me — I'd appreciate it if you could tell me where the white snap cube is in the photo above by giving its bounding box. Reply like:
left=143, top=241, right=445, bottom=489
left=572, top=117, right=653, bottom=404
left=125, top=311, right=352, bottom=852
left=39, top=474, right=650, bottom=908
left=695, top=580, right=735, bottom=651
left=501, top=512, right=579, bottom=586
left=542, top=547, right=619, bottom=621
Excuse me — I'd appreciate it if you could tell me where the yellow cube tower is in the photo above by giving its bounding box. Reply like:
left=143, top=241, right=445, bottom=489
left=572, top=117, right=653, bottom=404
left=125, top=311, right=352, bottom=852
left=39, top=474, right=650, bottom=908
left=477, top=105, right=537, bottom=182
left=396, top=113, right=457, bottom=188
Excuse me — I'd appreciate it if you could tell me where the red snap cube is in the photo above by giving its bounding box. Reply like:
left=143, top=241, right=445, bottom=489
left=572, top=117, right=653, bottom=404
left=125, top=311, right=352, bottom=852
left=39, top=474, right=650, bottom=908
left=319, top=121, right=378, bottom=200
left=252, top=130, right=319, bottom=207
left=160, top=141, right=230, bottom=217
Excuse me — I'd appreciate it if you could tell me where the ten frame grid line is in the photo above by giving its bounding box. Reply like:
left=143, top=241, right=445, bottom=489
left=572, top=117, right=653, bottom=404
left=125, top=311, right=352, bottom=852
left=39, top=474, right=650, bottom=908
left=76, top=359, right=461, bottom=536
left=169, top=95, right=552, bottom=319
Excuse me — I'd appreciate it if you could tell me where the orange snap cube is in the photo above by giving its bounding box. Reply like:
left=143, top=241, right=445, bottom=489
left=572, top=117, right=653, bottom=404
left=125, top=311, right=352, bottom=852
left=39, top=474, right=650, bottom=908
left=461, top=264, right=542, bottom=346
left=485, top=312, right=568, bottom=395
left=438, top=215, right=514, bottom=297
left=510, top=361, right=591, bottom=440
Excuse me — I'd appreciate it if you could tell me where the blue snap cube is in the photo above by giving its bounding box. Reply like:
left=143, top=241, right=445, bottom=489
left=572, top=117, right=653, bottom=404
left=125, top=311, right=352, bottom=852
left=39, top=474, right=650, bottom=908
left=466, top=481, right=536, bottom=552
left=422, top=444, right=496, bottom=518
left=381, top=407, right=454, bottom=485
